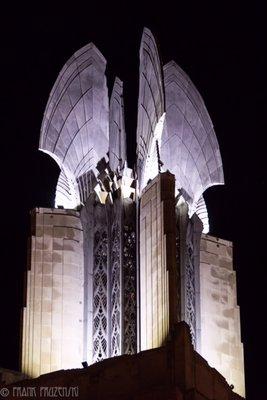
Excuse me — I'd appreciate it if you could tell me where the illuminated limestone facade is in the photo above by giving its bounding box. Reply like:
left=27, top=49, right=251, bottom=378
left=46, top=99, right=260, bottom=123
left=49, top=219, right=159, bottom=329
left=21, top=28, right=245, bottom=397
left=199, top=235, right=245, bottom=396
left=140, top=172, right=177, bottom=351
left=21, top=208, right=84, bottom=376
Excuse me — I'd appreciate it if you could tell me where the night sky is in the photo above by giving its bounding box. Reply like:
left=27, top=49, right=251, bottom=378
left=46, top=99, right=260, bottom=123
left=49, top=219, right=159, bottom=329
left=0, top=3, right=266, bottom=399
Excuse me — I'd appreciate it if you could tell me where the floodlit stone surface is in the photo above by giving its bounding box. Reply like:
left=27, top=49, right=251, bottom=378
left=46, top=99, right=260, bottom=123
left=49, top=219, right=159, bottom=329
left=109, top=77, right=126, bottom=171
left=136, top=28, right=165, bottom=191
left=39, top=43, right=109, bottom=208
left=199, top=235, right=245, bottom=398
left=21, top=208, right=84, bottom=378
left=38, top=28, right=224, bottom=224
left=161, top=61, right=224, bottom=212
left=20, top=27, right=245, bottom=398
left=140, top=172, right=177, bottom=350
left=136, top=29, right=224, bottom=214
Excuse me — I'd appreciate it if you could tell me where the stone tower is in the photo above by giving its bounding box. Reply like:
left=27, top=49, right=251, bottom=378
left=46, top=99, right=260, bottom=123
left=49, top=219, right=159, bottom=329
left=21, top=28, right=245, bottom=397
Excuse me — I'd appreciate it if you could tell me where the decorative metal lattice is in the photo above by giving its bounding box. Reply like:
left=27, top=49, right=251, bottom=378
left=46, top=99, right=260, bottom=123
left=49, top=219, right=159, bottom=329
left=175, top=212, right=181, bottom=323
left=185, top=223, right=196, bottom=348
left=110, top=221, right=121, bottom=357
left=93, top=228, right=108, bottom=362
left=123, top=225, right=137, bottom=354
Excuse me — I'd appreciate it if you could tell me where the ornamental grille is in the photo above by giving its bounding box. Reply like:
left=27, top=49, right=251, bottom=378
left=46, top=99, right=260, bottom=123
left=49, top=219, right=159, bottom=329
left=185, top=224, right=196, bottom=348
left=123, top=225, right=137, bottom=354
left=93, top=228, right=108, bottom=362
left=90, top=198, right=137, bottom=362
left=110, top=221, right=121, bottom=357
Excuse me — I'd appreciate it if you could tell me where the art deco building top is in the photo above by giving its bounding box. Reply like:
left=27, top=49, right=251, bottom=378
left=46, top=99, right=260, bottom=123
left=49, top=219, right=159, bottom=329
left=39, top=27, right=224, bottom=231
left=22, top=28, right=245, bottom=398
left=136, top=29, right=224, bottom=216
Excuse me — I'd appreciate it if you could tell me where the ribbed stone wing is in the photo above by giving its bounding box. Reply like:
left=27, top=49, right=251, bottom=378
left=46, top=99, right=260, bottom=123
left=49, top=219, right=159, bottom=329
left=39, top=43, right=109, bottom=207
left=161, top=61, right=224, bottom=210
left=136, top=28, right=165, bottom=190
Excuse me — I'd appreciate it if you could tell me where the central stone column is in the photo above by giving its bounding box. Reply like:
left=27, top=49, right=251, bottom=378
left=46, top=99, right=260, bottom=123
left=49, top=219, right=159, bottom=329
left=81, top=190, right=137, bottom=364
left=139, top=172, right=177, bottom=350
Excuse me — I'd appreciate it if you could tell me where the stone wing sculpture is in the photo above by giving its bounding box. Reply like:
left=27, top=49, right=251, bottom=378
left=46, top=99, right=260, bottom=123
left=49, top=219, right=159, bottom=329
left=161, top=61, right=224, bottom=212
left=136, top=28, right=165, bottom=191
left=39, top=43, right=109, bottom=208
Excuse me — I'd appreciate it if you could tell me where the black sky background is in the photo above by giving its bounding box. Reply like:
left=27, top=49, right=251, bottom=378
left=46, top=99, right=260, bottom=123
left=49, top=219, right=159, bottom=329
left=0, top=2, right=266, bottom=399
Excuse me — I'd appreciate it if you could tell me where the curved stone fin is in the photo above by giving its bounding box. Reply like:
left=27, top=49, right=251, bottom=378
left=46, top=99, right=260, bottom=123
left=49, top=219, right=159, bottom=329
left=195, top=195, right=209, bottom=234
left=109, top=77, right=127, bottom=171
left=39, top=42, right=109, bottom=208
left=136, top=27, right=165, bottom=190
left=161, top=60, right=224, bottom=211
left=55, top=166, right=80, bottom=209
